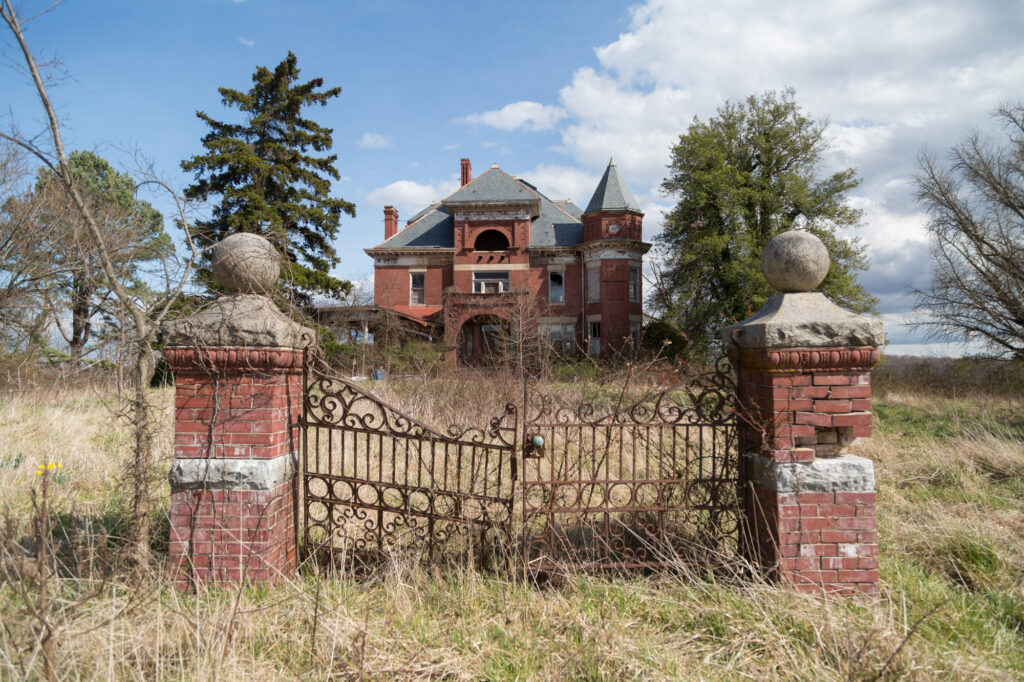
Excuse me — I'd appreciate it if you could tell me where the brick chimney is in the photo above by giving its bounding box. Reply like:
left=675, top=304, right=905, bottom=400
left=384, top=205, right=398, bottom=241
left=460, top=158, right=472, bottom=187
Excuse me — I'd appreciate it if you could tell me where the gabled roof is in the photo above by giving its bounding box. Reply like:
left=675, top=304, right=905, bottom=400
left=443, top=166, right=540, bottom=209
left=554, top=200, right=583, bottom=220
left=374, top=206, right=454, bottom=249
left=521, top=183, right=583, bottom=247
left=370, top=164, right=587, bottom=251
left=585, top=159, right=642, bottom=214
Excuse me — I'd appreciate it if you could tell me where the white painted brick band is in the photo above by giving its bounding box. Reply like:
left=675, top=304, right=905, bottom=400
left=168, top=453, right=296, bottom=491
left=744, top=452, right=875, bottom=493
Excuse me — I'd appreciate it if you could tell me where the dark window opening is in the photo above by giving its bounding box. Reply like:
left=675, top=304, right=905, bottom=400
left=549, top=271, right=564, bottom=304
left=474, top=230, right=510, bottom=251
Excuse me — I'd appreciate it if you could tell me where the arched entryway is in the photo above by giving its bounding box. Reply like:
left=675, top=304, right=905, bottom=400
left=457, top=314, right=510, bottom=366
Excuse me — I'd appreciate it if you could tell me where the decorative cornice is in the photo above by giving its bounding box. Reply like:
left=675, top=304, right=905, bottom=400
left=735, top=346, right=881, bottom=373
left=578, top=239, right=652, bottom=255
left=163, top=347, right=305, bottom=373
left=364, top=247, right=455, bottom=257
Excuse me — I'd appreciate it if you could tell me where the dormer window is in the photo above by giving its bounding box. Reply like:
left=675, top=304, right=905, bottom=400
left=474, top=230, right=510, bottom=251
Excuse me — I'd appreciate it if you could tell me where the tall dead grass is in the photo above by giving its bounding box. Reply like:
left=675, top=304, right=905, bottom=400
left=0, top=377, right=1021, bottom=679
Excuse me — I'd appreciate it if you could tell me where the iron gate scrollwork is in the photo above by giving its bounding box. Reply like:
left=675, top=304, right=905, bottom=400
left=300, top=362, right=518, bottom=567
left=521, top=357, right=741, bottom=573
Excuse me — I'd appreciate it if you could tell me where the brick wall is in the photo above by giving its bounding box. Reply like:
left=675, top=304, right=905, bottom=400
left=734, top=346, right=881, bottom=596
left=164, top=347, right=302, bottom=590
left=168, top=481, right=295, bottom=590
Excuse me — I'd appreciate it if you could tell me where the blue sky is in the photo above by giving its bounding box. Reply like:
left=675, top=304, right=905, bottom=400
left=4, top=0, right=1023, bottom=356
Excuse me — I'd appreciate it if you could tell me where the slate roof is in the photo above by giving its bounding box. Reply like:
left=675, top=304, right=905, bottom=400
left=443, top=166, right=539, bottom=206
left=526, top=188, right=583, bottom=247
left=372, top=164, right=606, bottom=250
left=378, top=206, right=454, bottom=249
left=584, top=159, right=642, bottom=214
left=554, top=200, right=583, bottom=220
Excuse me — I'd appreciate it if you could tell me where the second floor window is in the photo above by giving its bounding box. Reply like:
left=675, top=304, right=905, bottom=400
left=549, top=271, right=564, bottom=305
left=629, top=266, right=641, bottom=302
left=473, top=271, right=509, bottom=293
left=410, top=272, right=425, bottom=305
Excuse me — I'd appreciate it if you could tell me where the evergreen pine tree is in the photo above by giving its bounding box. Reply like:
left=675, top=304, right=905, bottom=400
left=182, top=51, right=355, bottom=303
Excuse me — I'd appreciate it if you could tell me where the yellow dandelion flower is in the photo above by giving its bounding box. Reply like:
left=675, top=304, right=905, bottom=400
left=36, top=470, right=42, bottom=476
left=47, top=462, right=55, bottom=470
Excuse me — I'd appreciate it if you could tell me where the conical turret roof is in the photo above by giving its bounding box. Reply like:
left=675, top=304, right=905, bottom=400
left=584, top=159, right=642, bottom=214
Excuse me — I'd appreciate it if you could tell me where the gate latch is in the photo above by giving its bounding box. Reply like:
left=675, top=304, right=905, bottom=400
left=523, top=434, right=545, bottom=458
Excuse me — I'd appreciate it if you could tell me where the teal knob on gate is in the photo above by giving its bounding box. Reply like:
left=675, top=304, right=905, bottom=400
left=532, top=435, right=544, bottom=449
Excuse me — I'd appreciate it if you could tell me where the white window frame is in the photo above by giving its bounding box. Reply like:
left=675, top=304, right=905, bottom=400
left=548, top=270, right=564, bottom=305
left=628, top=266, right=641, bottom=302
left=410, top=271, right=425, bottom=305
left=472, top=271, right=510, bottom=294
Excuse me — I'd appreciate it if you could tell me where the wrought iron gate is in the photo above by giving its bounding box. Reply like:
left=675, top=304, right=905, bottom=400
left=299, top=358, right=740, bottom=574
left=520, top=360, right=741, bottom=573
left=299, top=362, right=518, bottom=567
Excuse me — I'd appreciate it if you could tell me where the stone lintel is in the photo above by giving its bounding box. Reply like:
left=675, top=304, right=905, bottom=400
left=724, top=292, right=885, bottom=349
left=745, top=451, right=875, bottom=493
left=169, top=452, right=296, bottom=492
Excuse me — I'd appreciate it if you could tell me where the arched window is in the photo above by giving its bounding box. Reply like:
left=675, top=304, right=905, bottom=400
left=474, top=229, right=510, bottom=251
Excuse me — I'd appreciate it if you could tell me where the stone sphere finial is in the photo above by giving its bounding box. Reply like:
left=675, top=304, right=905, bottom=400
left=761, top=230, right=830, bottom=293
left=211, top=232, right=281, bottom=294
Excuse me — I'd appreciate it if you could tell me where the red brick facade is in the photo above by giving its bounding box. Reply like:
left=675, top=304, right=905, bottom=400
left=734, top=345, right=881, bottom=596
left=164, top=347, right=302, bottom=590
left=365, top=159, right=649, bottom=364
left=168, top=482, right=295, bottom=589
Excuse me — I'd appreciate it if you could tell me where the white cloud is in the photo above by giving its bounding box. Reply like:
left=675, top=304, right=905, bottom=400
left=521, top=164, right=598, bottom=206
left=237, top=36, right=255, bottom=47
left=457, top=101, right=567, bottom=131
left=469, top=0, right=1024, bottom=353
left=443, top=143, right=461, bottom=151
left=357, top=132, right=393, bottom=149
left=365, top=179, right=459, bottom=217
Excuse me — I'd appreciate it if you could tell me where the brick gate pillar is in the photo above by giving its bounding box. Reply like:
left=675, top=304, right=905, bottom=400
left=724, top=231, right=885, bottom=596
left=161, top=233, right=313, bottom=590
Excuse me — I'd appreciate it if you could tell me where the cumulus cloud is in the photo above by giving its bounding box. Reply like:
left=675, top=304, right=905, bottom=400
left=365, top=179, right=459, bottom=217
left=357, top=132, right=394, bottom=149
left=473, top=0, right=1022, bottom=352
left=521, top=164, right=599, bottom=207
left=457, top=101, right=567, bottom=131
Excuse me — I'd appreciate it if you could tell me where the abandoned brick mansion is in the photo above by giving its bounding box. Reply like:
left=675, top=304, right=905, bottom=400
left=363, top=158, right=649, bottom=365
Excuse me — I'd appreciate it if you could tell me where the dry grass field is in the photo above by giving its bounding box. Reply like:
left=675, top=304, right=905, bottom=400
left=0, top=369, right=1022, bottom=680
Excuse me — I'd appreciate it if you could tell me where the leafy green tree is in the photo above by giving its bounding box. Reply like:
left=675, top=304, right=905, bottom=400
left=656, top=89, right=877, bottom=360
left=182, top=51, right=355, bottom=303
left=32, top=151, right=168, bottom=363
